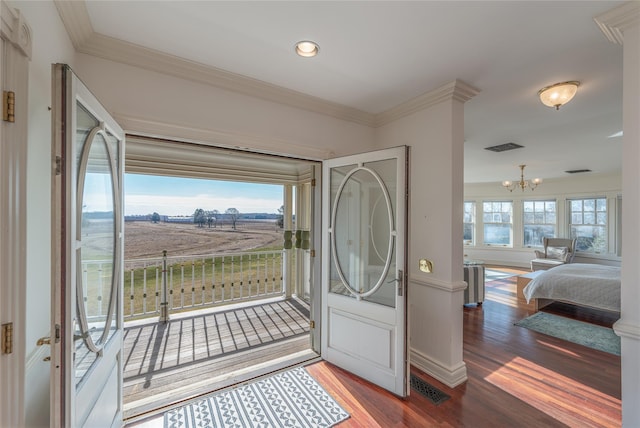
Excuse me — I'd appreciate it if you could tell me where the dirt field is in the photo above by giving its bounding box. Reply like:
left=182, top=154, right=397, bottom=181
left=124, top=221, right=283, bottom=260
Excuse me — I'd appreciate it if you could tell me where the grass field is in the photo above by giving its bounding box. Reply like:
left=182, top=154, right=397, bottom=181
left=120, top=220, right=286, bottom=319
left=124, top=220, right=283, bottom=260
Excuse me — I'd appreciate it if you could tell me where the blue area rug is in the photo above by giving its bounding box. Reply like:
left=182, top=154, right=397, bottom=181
left=164, top=367, right=349, bottom=427
left=515, top=311, right=620, bottom=356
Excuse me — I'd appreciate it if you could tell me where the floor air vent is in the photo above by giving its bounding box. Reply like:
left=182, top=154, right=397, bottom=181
left=410, top=374, right=451, bottom=405
left=484, top=142, right=524, bottom=152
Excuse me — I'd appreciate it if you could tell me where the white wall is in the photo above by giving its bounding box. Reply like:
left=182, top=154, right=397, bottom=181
left=464, top=172, right=622, bottom=267
left=374, top=85, right=470, bottom=387
left=73, top=54, right=375, bottom=161
left=12, top=1, right=76, bottom=426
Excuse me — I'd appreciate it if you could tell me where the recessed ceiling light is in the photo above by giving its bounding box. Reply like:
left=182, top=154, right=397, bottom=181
left=295, top=40, right=319, bottom=58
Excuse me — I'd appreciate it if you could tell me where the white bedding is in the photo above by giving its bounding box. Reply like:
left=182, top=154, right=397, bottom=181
left=523, top=263, right=621, bottom=312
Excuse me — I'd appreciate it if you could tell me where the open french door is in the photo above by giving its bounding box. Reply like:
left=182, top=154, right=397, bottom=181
left=321, top=146, right=409, bottom=396
left=51, top=64, right=125, bottom=427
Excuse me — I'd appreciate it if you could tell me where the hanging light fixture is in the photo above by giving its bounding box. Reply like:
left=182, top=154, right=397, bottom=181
left=538, top=81, right=580, bottom=110
left=502, top=165, right=542, bottom=192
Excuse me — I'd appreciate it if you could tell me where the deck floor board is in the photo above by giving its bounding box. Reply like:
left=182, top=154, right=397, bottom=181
left=123, top=298, right=312, bottom=418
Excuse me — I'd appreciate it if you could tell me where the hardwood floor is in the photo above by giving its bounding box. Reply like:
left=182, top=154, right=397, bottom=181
left=129, top=266, right=622, bottom=427
left=305, top=266, right=621, bottom=427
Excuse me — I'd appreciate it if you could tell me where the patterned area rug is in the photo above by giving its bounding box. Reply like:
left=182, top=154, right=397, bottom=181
left=164, top=367, right=349, bottom=428
left=515, top=311, right=621, bottom=356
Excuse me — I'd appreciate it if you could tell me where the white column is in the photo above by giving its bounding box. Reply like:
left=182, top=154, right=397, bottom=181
left=294, top=182, right=312, bottom=299
left=283, top=185, right=294, bottom=298
left=375, top=80, right=479, bottom=387
left=595, top=3, right=640, bottom=426
left=0, top=2, right=31, bottom=427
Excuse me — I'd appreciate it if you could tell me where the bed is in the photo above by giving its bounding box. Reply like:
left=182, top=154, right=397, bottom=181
left=522, top=263, right=621, bottom=313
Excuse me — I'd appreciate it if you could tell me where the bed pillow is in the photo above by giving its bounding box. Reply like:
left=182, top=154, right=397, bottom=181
left=546, top=246, right=569, bottom=261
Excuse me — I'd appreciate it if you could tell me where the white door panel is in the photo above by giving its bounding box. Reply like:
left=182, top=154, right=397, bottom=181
left=51, top=64, right=124, bottom=428
left=321, top=146, right=408, bottom=397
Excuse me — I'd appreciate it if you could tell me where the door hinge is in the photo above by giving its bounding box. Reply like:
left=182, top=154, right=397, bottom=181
left=311, top=178, right=316, bottom=187
left=310, top=249, right=316, bottom=257
left=1, top=323, right=13, bottom=354
left=3, top=91, right=15, bottom=123
left=310, top=320, right=315, bottom=329
left=55, top=156, right=62, bottom=175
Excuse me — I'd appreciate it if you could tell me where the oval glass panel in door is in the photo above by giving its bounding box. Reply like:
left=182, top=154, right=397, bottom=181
left=74, top=105, right=121, bottom=385
left=330, top=159, right=396, bottom=306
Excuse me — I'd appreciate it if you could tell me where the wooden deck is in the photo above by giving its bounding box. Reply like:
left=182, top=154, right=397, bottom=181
left=123, top=298, right=315, bottom=419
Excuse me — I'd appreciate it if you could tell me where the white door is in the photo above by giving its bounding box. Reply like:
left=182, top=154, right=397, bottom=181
left=51, top=64, right=125, bottom=428
left=321, top=146, right=408, bottom=396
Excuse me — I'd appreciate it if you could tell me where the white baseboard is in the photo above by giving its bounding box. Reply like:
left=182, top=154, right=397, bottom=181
left=411, top=348, right=467, bottom=388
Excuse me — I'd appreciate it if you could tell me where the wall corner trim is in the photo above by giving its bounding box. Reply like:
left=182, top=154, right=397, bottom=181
left=410, top=276, right=468, bottom=292
left=374, top=79, right=480, bottom=127
left=594, top=2, right=640, bottom=45
left=613, top=319, right=640, bottom=340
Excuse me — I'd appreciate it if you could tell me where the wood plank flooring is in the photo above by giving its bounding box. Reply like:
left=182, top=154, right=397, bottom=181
left=308, top=265, right=621, bottom=427
left=129, top=266, right=622, bottom=427
left=123, top=298, right=314, bottom=419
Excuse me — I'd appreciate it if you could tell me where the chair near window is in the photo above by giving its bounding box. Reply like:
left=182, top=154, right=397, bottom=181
left=530, top=237, right=577, bottom=271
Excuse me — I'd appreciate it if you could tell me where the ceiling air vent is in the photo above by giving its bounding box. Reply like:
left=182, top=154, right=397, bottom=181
left=565, top=169, right=592, bottom=174
left=484, top=142, right=524, bottom=152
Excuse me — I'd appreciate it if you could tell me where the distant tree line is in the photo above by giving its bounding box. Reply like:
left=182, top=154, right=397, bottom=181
left=125, top=208, right=286, bottom=230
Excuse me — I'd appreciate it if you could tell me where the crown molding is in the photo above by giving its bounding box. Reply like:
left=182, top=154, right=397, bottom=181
left=1, top=0, right=32, bottom=58
left=53, top=0, right=93, bottom=48
left=55, top=1, right=480, bottom=129
left=54, top=1, right=375, bottom=127
left=375, top=79, right=480, bottom=127
left=115, top=114, right=334, bottom=161
left=594, top=1, right=640, bottom=45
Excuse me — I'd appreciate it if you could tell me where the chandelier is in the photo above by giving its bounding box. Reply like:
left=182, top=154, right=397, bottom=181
left=502, top=165, right=542, bottom=192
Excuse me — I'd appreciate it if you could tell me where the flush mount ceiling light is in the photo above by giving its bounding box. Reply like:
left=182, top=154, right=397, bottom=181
left=295, top=40, right=319, bottom=58
left=538, top=81, right=580, bottom=110
left=502, top=164, right=542, bottom=192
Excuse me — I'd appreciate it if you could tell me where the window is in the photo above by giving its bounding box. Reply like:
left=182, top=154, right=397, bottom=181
left=483, top=201, right=512, bottom=246
left=523, top=200, right=556, bottom=247
left=569, top=197, right=607, bottom=253
left=463, top=201, right=475, bottom=245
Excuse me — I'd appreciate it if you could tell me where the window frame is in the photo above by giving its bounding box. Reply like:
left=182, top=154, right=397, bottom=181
left=568, top=196, right=608, bottom=254
left=482, top=200, right=513, bottom=247
left=463, top=201, right=476, bottom=246
left=522, top=199, right=557, bottom=247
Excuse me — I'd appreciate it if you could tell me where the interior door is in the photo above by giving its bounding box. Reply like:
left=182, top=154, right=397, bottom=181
left=321, top=146, right=408, bottom=396
left=51, top=64, right=125, bottom=428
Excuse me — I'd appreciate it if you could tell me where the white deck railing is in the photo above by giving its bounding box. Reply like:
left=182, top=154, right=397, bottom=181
left=101, top=250, right=284, bottom=320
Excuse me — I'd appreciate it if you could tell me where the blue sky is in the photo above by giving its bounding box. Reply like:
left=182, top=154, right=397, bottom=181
left=122, top=174, right=284, bottom=216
